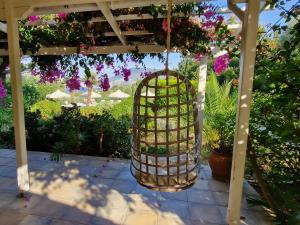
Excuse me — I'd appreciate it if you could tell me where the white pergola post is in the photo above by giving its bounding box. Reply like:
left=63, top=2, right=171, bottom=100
left=5, top=1, right=30, bottom=193
left=197, top=55, right=208, bottom=149
left=227, top=0, right=260, bottom=224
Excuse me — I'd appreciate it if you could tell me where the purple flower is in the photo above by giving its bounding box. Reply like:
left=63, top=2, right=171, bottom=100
left=121, top=67, right=131, bottom=81
left=96, top=63, right=104, bottom=73
left=57, top=13, right=67, bottom=21
left=32, top=63, right=64, bottom=83
left=66, top=75, right=81, bottom=91
left=216, top=15, right=224, bottom=23
left=114, top=69, right=120, bottom=76
left=214, top=54, right=231, bottom=75
left=140, top=71, right=152, bottom=78
left=0, top=79, right=7, bottom=99
left=201, top=20, right=216, bottom=29
left=28, top=15, right=40, bottom=23
left=99, top=74, right=110, bottom=91
left=84, top=79, right=93, bottom=88
left=194, top=53, right=204, bottom=63
left=204, top=10, right=215, bottom=20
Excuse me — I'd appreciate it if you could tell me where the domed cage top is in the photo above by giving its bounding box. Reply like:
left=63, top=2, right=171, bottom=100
left=130, top=70, right=200, bottom=192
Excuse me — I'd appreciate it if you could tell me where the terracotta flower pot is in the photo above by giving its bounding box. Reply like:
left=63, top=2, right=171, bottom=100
left=208, top=150, right=232, bottom=182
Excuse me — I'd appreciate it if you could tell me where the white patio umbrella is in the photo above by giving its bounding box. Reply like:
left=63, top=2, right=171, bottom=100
left=108, top=89, right=130, bottom=99
left=81, top=91, right=102, bottom=98
left=141, top=90, right=155, bottom=97
left=46, top=90, right=70, bottom=99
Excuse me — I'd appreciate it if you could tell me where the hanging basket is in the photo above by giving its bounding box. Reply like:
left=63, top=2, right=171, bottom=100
left=130, top=70, right=200, bottom=192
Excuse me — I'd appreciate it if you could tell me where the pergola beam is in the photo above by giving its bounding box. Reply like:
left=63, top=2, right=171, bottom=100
left=0, top=45, right=166, bottom=56
left=96, top=2, right=127, bottom=45
left=5, top=0, right=30, bottom=194
left=227, top=0, right=261, bottom=224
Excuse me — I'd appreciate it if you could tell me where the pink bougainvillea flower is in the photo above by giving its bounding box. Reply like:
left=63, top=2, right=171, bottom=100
left=57, top=12, right=67, bottom=21
left=99, top=74, right=110, bottom=91
left=66, top=70, right=81, bottom=91
left=201, top=20, right=216, bottom=29
left=194, top=53, right=204, bottom=63
left=214, top=53, right=231, bottom=75
left=84, top=79, right=93, bottom=88
left=96, top=63, right=104, bottom=73
left=140, top=71, right=152, bottom=78
left=121, top=67, right=131, bottom=81
left=216, top=15, right=224, bottom=23
left=203, top=10, right=215, bottom=20
left=32, top=63, right=64, bottom=83
left=28, top=15, right=40, bottom=23
left=114, top=69, right=120, bottom=76
left=0, top=79, right=7, bottom=99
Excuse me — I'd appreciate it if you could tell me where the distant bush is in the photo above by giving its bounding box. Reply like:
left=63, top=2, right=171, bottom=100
left=80, top=105, right=102, bottom=117
left=31, top=99, right=61, bottom=119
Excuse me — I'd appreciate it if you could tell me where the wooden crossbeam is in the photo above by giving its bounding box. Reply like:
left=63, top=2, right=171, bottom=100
left=0, top=44, right=166, bottom=56
left=96, top=2, right=127, bottom=46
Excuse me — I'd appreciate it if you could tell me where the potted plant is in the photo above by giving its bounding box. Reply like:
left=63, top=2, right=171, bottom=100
left=203, top=74, right=237, bottom=181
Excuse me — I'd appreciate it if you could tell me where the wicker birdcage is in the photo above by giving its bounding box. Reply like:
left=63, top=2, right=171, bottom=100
left=130, top=70, right=200, bottom=191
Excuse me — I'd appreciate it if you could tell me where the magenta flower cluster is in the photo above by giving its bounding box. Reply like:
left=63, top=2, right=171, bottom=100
left=84, top=79, right=93, bottom=88
left=28, top=15, right=40, bottom=23
left=0, top=79, right=7, bottom=99
left=121, top=67, right=131, bottom=81
left=194, top=53, right=204, bottom=63
left=99, top=74, right=110, bottom=91
left=214, top=54, right=231, bottom=75
left=66, top=77, right=81, bottom=91
left=57, top=13, right=67, bottom=21
left=32, top=65, right=64, bottom=83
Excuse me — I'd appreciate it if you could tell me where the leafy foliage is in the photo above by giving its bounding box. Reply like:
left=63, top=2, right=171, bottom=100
left=203, top=73, right=237, bottom=153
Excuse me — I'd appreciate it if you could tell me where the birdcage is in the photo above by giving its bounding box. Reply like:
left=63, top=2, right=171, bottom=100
left=130, top=70, right=200, bottom=191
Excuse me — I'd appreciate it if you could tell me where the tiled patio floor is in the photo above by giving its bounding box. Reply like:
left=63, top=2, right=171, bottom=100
left=0, top=149, right=273, bottom=225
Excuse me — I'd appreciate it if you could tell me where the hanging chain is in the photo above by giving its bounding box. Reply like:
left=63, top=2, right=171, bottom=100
left=165, top=0, right=172, bottom=72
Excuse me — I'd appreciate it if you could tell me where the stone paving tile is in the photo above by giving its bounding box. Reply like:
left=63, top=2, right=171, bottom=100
left=0, top=165, right=16, bottom=178
left=191, top=179, right=209, bottom=191
left=50, top=219, right=85, bottom=225
left=90, top=207, right=127, bottom=225
left=0, top=177, right=17, bottom=192
left=0, top=211, right=27, bottom=225
left=123, top=211, right=158, bottom=225
left=133, top=184, right=162, bottom=198
left=0, top=192, right=18, bottom=208
left=187, top=189, right=216, bottom=205
left=111, top=179, right=137, bottom=194
left=160, top=190, right=188, bottom=202
left=61, top=207, right=94, bottom=224
left=188, top=203, right=224, bottom=224
left=98, top=168, right=122, bottom=179
left=0, top=150, right=272, bottom=225
left=159, top=199, right=189, bottom=218
left=116, top=170, right=135, bottom=181
left=0, top=157, right=16, bottom=166
left=126, top=193, right=160, bottom=212
left=208, top=180, right=230, bottom=192
left=18, top=214, right=53, bottom=225
left=157, top=212, right=193, bottom=225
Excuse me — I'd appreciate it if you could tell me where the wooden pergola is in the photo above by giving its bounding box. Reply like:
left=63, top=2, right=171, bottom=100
left=0, top=0, right=261, bottom=224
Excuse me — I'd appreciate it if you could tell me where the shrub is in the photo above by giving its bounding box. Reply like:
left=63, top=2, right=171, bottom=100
left=31, top=99, right=61, bottom=119
left=80, top=105, right=102, bottom=117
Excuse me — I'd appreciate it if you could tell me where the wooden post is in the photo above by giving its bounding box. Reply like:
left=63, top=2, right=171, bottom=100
left=5, top=1, right=30, bottom=193
left=197, top=55, right=208, bottom=149
left=227, top=0, right=260, bottom=224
